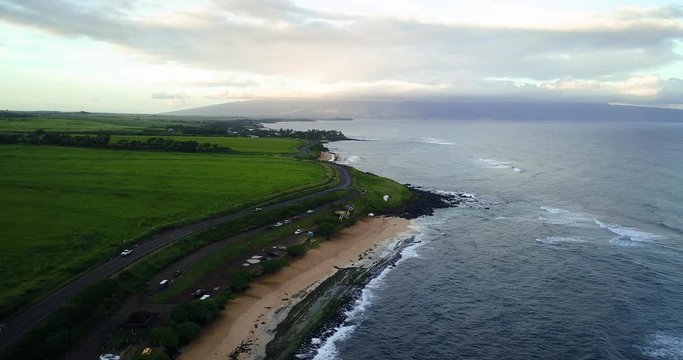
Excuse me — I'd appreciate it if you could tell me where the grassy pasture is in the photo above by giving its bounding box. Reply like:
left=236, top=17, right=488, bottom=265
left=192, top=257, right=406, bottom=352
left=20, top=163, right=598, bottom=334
left=0, top=145, right=329, bottom=318
left=110, top=135, right=303, bottom=154
left=0, top=112, right=206, bottom=133
left=0, top=115, right=145, bottom=132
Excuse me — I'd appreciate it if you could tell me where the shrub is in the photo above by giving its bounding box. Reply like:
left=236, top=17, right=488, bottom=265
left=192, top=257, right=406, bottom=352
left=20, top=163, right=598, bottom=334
left=229, top=270, right=250, bottom=292
left=261, top=258, right=288, bottom=274
left=175, top=321, right=202, bottom=345
left=150, top=327, right=178, bottom=350
left=286, top=244, right=306, bottom=257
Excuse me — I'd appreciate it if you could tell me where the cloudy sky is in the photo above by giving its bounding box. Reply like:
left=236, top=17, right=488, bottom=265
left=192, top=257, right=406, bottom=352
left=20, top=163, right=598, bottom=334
left=1, top=0, right=682, bottom=113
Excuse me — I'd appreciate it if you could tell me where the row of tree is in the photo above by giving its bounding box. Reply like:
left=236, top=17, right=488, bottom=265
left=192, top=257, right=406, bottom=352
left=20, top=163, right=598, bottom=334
left=172, top=121, right=348, bottom=141
left=0, top=130, right=233, bottom=153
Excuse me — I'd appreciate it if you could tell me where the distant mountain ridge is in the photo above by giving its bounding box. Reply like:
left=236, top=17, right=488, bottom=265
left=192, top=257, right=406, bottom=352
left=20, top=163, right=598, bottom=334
left=164, top=99, right=683, bottom=122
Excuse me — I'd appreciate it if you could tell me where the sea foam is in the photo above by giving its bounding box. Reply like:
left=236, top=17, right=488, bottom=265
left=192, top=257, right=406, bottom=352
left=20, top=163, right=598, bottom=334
left=595, top=219, right=662, bottom=247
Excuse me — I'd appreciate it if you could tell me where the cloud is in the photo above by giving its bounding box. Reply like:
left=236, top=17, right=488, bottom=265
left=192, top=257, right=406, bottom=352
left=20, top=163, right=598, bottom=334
left=151, top=92, right=190, bottom=99
left=0, top=0, right=682, bottom=104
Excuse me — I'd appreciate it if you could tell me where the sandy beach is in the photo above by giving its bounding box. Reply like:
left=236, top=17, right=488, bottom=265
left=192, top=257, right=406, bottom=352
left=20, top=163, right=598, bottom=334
left=318, top=151, right=336, bottom=162
left=180, top=216, right=412, bottom=360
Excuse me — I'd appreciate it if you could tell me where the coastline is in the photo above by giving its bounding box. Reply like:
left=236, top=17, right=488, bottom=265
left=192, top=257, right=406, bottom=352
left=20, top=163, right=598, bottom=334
left=179, top=217, right=413, bottom=360
left=318, top=151, right=336, bottom=162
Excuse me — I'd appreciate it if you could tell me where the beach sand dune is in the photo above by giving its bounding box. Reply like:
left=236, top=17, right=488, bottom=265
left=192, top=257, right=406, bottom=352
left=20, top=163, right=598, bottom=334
left=180, top=217, right=411, bottom=360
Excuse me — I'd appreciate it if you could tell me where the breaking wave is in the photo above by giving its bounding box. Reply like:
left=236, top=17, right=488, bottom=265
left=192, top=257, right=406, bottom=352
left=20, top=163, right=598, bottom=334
left=416, top=137, right=455, bottom=145
left=535, top=236, right=587, bottom=245
left=539, top=206, right=593, bottom=226
left=595, top=219, right=662, bottom=247
left=337, top=154, right=361, bottom=165
left=476, top=158, right=523, bottom=173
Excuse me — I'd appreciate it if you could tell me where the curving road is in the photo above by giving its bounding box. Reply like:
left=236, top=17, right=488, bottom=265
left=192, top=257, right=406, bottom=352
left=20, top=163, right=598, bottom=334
left=0, top=162, right=352, bottom=351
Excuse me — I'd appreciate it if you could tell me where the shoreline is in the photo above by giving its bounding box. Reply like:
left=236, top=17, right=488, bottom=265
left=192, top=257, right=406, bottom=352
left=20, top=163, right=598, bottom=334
left=179, top=217, right=413, bottom=360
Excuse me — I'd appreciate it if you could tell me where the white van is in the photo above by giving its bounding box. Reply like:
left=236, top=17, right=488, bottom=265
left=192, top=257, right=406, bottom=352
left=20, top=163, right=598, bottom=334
left=158, top=279, right=169, bottom=290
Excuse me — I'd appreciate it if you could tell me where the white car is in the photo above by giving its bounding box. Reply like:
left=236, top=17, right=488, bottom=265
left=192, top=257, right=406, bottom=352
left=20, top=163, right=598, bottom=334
left=274, top=222, right=283, bottom=227
left=120, top=249, right=133, bottom=257
left=294, top=228, right=303, bottom=235
left=200, top=294, right=211, bottom=300
left=306, top=209, right=314, bottom=214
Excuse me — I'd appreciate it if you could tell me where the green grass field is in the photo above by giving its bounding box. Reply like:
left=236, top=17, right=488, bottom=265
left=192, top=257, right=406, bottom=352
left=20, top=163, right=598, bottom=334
left=110, top=135, right=303, bottom=154
left=0, top=145, right=329, bottom=318
left=0, top=113, right=208, bottom=133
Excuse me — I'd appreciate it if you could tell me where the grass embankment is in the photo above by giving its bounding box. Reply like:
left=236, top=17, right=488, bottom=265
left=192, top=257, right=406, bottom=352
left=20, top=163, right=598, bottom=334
left=0, top=189, right=350, bottom=360
left=110, top=135, right=303, bottom=154
left=348, top=167, right=414, bottom=212
left=155, top=168, right=412, bottom=305
left=0, top=145, right=330, bottom=320
left=153, top=191, right=349, bottom=304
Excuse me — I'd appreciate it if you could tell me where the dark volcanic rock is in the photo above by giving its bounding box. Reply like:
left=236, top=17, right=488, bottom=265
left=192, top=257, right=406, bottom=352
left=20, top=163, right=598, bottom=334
left=382, top=186, right=460, bottom=219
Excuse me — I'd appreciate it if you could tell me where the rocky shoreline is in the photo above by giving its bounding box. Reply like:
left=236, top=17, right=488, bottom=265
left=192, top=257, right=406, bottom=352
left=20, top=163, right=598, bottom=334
left=382, top=185, right=462, bottom=219
left=264, top=236, right=419, bottom=360
left=263, top=186, right=469, bottom=359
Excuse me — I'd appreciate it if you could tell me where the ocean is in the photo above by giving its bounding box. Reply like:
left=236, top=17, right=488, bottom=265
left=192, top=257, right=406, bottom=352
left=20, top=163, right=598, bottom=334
left=267, top=119, right=683, bottom=359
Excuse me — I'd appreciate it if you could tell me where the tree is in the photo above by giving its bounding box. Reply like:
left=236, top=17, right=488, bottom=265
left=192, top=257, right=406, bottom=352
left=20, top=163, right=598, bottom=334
left=150, top=326, right=178, bottom=350
left=175, top=321, right=202, bottom=345
left=286, top=244, right=306, bottom=257
left=229, top=270, right=250, bottom=292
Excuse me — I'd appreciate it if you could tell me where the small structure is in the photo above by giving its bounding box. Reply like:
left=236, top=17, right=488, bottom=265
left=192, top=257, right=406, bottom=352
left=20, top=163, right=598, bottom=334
left=383, top=195, right=390, bottom=202
left=123, top=311, right=158, bottom=329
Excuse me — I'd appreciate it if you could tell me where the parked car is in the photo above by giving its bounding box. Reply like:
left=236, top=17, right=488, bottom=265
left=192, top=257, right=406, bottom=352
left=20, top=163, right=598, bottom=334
left=283, top=219, right=292, bottom=224
left=120, top=249, right=133, bottom=257
left=267, top=250, right=280, bottom=257
left=253, top=207, right=262, bottom=212
left=273, top=222, right=283, bottom=227
left=294, top=228, right=303, bottom=235
left=306, top=209, right=314, bottom=214
left=200, top=294, right=211, bottom=300
left=193, top=289, right=206, bottom=297
left=173, top=270, right=182, bottom=278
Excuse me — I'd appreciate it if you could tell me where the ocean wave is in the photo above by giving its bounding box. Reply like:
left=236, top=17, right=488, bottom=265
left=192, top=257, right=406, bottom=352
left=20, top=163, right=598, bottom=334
left=476, top=158, right=523, bottom=173
left=416, top=137, right=455, bottom=145
left=350, top=136, right=379, bottom=141
left=539, top=206, right=592, bottom=226
left=535, top=236, right=587, bottom=245
left=640, top=332, right=683, bottom=359
left=477, top=158, right=511, bottom=169
left=595, top=220, right=661, bottom=243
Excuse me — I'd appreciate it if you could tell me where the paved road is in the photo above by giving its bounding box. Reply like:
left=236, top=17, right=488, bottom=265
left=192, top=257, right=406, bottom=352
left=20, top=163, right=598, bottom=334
left=0, top=163, right=352, bottom=351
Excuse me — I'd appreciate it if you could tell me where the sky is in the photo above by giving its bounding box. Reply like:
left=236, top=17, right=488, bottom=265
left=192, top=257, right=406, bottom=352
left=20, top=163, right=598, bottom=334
left=0, top=0, right=682, bottom=113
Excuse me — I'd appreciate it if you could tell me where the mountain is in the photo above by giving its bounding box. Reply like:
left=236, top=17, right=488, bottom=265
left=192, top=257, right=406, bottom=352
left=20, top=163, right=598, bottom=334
left=164, top=99, right=683, bottom=122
